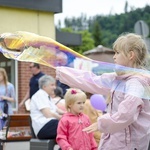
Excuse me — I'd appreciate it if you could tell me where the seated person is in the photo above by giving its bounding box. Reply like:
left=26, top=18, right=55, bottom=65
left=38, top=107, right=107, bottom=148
left=52, top=86, right=66, bottom=112
left=56, top=80, right=70, bottom=96
left=83, top=92, right=103, bottom=145
left=30, top=75, right=64, bottom=139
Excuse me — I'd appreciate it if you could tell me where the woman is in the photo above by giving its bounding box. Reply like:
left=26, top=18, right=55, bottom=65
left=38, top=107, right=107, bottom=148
left=52, top=86, right=66, bottom=111
left=0, top=68, right=15, bottom=130
left=30, top=75, right=64, bottom=139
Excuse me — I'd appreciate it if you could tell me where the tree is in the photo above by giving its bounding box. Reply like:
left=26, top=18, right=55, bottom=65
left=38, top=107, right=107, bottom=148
left=92, top=21, right=103, bottom=47
left=124, top=1, right=128, bottom=13
left=57, top=5, right=150, bottom=50
left=69, top=30, right=95, bottom=54
left=59, top=28, right=94, bottom=54
left=58, top=20, right=62, bottom=29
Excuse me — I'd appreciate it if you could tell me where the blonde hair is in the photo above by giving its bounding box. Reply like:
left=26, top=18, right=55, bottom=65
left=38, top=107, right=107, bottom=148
left=64, top=88, right=87, bottom=111
left=113, top=33, right=147, bottom=68
left=0, top=68, right=8, bottom=86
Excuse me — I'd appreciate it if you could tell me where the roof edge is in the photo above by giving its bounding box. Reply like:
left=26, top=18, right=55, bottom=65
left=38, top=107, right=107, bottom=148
left=0, top=0, right=62, bottom=13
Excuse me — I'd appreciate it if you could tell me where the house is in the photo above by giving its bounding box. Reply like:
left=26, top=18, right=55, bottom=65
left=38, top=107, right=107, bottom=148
left=83, top=45, right=114, bottom=63
left=83, top=45, right=115, bottom=75
left=0, top=0, right=82, bottom=113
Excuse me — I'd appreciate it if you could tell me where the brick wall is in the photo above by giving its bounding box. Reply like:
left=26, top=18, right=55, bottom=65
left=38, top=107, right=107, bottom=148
left=18, top=61, right=55, bottom=113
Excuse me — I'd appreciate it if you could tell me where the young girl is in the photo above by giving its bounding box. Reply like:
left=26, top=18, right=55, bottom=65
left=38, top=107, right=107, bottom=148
left=56, top=88, right=97, bottom=150
left=56, top=33, right=150, bottom=150
left=0, top=68, right=15, bottom=130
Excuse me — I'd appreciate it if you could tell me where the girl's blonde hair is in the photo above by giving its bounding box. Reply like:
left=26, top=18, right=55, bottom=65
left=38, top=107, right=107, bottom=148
left=0, top=68, right=8, bottom=86
left=113, top=33, right=147, bottom=68
left=64, top=88, right=87, bottom=111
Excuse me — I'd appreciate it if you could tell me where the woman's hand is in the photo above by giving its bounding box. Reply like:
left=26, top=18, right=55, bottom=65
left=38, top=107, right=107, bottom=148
left=1, top=96, right=7, bottom=100
left=82, top=122, right=98, bottom=133
left=0, top=96, right=15, bottom=102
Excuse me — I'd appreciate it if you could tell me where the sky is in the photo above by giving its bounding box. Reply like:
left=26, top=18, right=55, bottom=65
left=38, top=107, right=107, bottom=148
left=54, top=0, right=150, bottom=25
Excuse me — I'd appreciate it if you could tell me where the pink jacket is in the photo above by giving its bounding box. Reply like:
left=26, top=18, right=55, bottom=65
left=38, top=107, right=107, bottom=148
left=56, top=67, right=150, bottom=150
left=56, top=113, right=97, bottom=150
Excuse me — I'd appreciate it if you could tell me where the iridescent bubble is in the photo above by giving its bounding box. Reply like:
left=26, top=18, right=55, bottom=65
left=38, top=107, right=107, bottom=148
left=0, top=31, right=150, bottom=100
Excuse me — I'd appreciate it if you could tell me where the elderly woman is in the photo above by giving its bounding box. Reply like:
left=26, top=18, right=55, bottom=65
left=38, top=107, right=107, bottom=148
left=30, top=75, right=64, bottom=139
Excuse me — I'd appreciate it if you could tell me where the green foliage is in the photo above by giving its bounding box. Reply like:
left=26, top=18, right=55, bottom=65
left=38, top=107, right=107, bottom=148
left=56, top=5, right=150, bottom=51
left=92, top=21, right=103, bottom=47
left=69, top=30, right=95, bottom=54
left=60, top=27, right=73, bottom=32
left=58, top=27, right=94, bottom=54
left=124, top=1, right=128, bottom=13
left=64, top=14, right=89, bottom=31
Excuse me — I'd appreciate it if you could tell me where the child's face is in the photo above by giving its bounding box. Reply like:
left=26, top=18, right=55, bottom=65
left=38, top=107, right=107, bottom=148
left=69, top=99, right=85, bottom=115
left=113, top=50, right=130, bottom=67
